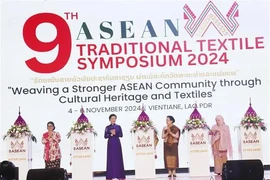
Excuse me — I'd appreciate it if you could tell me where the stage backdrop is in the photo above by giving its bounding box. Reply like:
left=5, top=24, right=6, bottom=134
left=1, top=0, right=270, bottom=172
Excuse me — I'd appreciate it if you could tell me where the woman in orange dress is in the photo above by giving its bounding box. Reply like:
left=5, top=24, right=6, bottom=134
left=162, top=116, right=180, bottom=177
left=42, top=121, right=62, bottom=168
left=211, top=115, right=233, bottom=175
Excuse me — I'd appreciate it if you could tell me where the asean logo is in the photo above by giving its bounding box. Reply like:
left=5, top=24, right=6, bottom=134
left=137, top=136, right=151, bottom=144
left=191, top=133, right=204, bottom=142
left=183, top=1, right=239, bottom=37
left=136, top=136, right=152, bottom=148
left=243, top=132, right=259, bottom=143
left=9, top=140, right=25, bottom=153
left=74, top=138, right=90, bottom=150
left=190, top=133, right=207, bottom=145
left=244, top=132, right=257, bottom=140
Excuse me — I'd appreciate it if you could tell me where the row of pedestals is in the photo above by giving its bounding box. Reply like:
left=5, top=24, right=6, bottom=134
left=5, top=127, right=263, bottom=180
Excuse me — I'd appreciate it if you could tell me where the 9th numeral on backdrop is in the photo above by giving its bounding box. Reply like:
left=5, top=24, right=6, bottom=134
left=23, top=12, right=74, bottom=73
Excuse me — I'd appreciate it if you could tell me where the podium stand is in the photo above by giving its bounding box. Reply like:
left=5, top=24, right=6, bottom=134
left=71, top=132, right=94, bottom=180
left=187, top=129, right=210, bottom=177
left=237, top=126, right=263, bottom=161
left=6, top=136, right=32, bottom=180
left=133, top=129, right=155, bottom=179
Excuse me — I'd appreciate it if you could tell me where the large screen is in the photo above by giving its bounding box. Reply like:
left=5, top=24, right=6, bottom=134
left=1, top=0, right=269, bottom=171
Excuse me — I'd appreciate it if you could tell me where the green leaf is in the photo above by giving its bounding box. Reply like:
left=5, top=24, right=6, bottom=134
left=31, top=135, right=37, bottom=143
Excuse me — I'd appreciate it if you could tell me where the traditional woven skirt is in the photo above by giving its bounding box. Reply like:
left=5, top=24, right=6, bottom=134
left=164, top=143, right=179, bottom=170
left=45, top=159, right=61, bottom=168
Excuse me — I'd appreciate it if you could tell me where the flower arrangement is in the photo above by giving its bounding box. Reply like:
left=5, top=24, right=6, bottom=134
left=182, top=104, right=210, bottom=134
left=67, top=107, right=97, bottom=138
left=3, top=109, right=37, bottom=142
left=3, top=124, right=37, bottom=142
left=67, top=121, right=97, bottom=138
left=182, top=118, right=210, bottom=134
left=130, top=120, right=158, bottom=134
left=130, top=105, right=158, bottom=134
left=240, top=99, right=267, bottom=131
left=240, top=116, right=266, bottom=131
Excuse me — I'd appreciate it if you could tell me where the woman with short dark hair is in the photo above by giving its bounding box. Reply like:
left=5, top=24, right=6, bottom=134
left=162, top=116, right=180, bottom=177
left=42, top=121, right=61, bottom=168
left=104, top=114, right=125, bottom=180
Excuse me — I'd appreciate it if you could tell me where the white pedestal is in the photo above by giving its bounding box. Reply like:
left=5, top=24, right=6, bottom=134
left=134, top=130, right=155, bottom=179
left=71, top=133, right=94, bottom=180
left=187, top=129, right=210, bottom=177
left=6, top=136, right=32, bottom=180
left=237, top=126, right=263, bottom=161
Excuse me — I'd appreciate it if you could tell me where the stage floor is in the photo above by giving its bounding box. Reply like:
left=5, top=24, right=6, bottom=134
left=71, top=171, right=270, bottom=179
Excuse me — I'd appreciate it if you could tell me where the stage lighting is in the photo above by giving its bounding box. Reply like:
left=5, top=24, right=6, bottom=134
left=0, top=161, right=18, bottom=180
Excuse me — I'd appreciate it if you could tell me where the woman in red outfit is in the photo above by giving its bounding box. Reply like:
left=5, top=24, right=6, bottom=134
left=42, top=121, right=62, bottom=168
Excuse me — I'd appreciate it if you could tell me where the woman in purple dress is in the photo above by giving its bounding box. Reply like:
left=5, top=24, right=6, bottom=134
left=104, top=114, right=125, bottom=180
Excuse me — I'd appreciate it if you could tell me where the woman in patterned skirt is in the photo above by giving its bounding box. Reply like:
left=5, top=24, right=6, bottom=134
left=162, top=116, right=180, bottom=177
left=42, top=121, right=62, bottom=168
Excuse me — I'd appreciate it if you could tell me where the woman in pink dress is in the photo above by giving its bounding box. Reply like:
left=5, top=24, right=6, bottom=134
left=42, top=121, right=62, bottom=168
left=210, top=115, right=233, bottom=175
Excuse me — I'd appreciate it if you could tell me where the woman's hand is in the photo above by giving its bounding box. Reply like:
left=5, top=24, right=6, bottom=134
left=48, top=131, right=52, bottom=138
left=110, top=129, right=116, bottom=135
